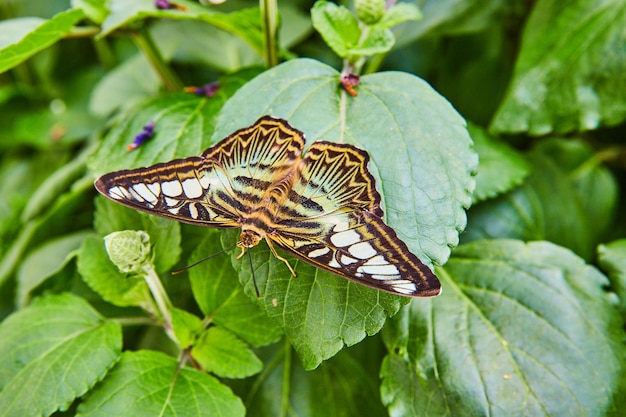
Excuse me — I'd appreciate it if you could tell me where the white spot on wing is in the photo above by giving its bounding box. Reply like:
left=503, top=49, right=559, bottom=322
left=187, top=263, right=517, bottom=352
left=340, top=255, right=358, bottom=265
left=162, top=180, right=183, bottom=196
left=108, top=186, right=124, bottom=199
left=147, top=182, right=160, bottom=195
left=182, top=178, right=203, bottom=199
left=392, top=281, right=417, bottom=294
left=128, top=187, right=144, bottom=202
left=189, top=203, right=199, bottom=219
left=168, top=207, right=180, bottom=215
left=348, top=242, right=377, bottom=259
left=133, top=183, right=157, bottom=204
left=165, top=197, right=179, bottom=207
left=328, top=258, right=341, bottom=268
left=330, top=230, right=360, bottom=247
left=358, top=263, right=399, bottom=276
left=309, top=247, right=330, bottom=258
left=363, top=255, right=386, bottom=265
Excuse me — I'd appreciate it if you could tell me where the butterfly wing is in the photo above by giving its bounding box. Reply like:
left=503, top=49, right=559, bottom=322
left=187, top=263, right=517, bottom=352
left=94, top=116, right=305, bottom=228
left=270, top=141, right=441, bottom=297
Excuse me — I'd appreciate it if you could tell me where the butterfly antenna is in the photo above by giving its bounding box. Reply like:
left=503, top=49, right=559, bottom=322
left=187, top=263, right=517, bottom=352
left=172, top=243, right=238, bottom=275
left=248, top=249, right=260, bottom=298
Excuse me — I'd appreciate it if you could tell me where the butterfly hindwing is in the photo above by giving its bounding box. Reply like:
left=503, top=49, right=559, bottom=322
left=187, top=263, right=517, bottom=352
left=271, top=142, right=440, bottom=297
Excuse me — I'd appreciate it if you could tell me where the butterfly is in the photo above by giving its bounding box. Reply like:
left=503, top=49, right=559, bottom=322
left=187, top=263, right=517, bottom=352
left=94, top=116, right=441, bottom=298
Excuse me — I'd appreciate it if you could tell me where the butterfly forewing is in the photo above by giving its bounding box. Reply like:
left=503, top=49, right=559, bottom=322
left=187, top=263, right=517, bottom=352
left=94, top=157, right=241, bottom=227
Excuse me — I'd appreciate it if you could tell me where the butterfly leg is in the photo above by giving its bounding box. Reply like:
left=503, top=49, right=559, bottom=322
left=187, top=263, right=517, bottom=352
left=265, top=239, right=297, bottom=277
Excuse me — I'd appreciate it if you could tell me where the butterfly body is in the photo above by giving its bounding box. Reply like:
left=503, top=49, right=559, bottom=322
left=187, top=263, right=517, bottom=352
left=95, top=116, right=441, bottom=297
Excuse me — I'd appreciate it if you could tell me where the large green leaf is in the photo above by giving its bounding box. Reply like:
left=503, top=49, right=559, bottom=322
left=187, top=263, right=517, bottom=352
left=490, top=0, right=626, bottom=134
left=468, top=123, right=530, bottom=203
left=0, top=294, right=122, bottom=417
left=211, top=58, right=476, bottom=368
left=235, top=341, right=387, bottom=417
left=100, top=0, right=263, bottom=55
left=17, top=230, right=92, bottom=307
left=464, top=138, right=617, bottom=259
left=188, top=231, right=282, bottom=347
left=76, top=350, right=245, bottom=417
left=381, top=240, right=626, bottom=416
left=393, top=0, right=510, bottom=44
left=0, top=9, right=84, bottom=74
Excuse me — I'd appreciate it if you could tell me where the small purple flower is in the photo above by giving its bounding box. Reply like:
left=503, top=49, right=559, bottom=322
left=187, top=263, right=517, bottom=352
left=184, top=82, right=220, bottom=98
left=155, top=0, right=187, bottom=11
left=128, top=121, right=156, bottom=151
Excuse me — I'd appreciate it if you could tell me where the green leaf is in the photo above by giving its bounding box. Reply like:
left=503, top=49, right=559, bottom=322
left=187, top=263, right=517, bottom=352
left=0, top=9, right=84, bottom=74
left=76, top=350, right=245, bottom=417
left=535, top=138, right=618, bottom=236
left=71, top=0, right=109, bottom=24
left=100, top=0, right=264, bottom=55
left=351, top=26, right=395, bottom=56
left=311, top=1, right=361, bottom=58
left=598, top=239, right=626, bottom=317
left=378, top=2, right=422, bottom=29
left=468, top=123, right=530, bottom=202
left=231, top=239, right=406, bottom=370
left=490, top=0, right=626, bottom=134
left=0, top=18, right=46, bottom=49
left=170, top=307, right=203, bottom=348
left=213, top=58, right=475, bottom=368
left=393, top=0, right=508, bottom=43
left=88, top=68, right=251, bottom=176
left=191, top=326, right=263, bottom=379
left=77, top=235, right=153, bottom=309
left=464, top=139, right=617, bottom=259
left=239, top=342, right=387, bottom=417
left=89, top=53, right=161, bottom=117
left=381, top=240, right=626, bottom=416
left=188, top=230, right=282, bottom=347
left=17, top=230, right=92, bottom=307
left=216, top=58, right=475, bottom=268
left=93, top=198, right=181, bottom=274
left=0, top=293, right=122, bottom=417
left=21, top=143, right=92, bottom=222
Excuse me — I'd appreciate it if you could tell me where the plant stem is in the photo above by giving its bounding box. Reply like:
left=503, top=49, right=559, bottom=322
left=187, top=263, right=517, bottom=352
left=280, top=341, right=292, bottom=417
left=142, top=264, right=174, bottom=335
left=133, top=28, right=182, bottom=92
left=260, top=0, right=279, bottom=67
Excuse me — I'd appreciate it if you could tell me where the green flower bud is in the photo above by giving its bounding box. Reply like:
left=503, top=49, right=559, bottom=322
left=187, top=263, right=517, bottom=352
left=104, top=230, right=151, bottom=274
left=355, top=0, right=386, bottom=25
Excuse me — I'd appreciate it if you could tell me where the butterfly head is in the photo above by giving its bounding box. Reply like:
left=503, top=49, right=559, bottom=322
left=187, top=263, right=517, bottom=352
left=236, top=229, right=263, bottom=260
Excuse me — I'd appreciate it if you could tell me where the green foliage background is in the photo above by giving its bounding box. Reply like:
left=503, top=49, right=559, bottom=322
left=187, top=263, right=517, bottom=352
left=1, top=0, right=626, bottom=416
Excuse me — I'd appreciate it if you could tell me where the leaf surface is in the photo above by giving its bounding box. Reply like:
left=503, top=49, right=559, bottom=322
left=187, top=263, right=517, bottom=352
left=76, top=350, right=245, bottom=417
left=0, top=294, right=122, bottom=417
left=211, top=58, right=475, bottom=368
left=381, top=240, right=626, bottom=416
left=490, top=0, right=626, bottom=134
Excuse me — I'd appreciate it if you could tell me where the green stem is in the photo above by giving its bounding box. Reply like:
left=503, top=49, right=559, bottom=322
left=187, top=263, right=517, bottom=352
left=260, top=0, right=279, bottom=67
left=142, top=264, right=174, bottom=336
left=280, top=340, right=292, bottom=417
left=133, top=28, right=182, bottom=91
